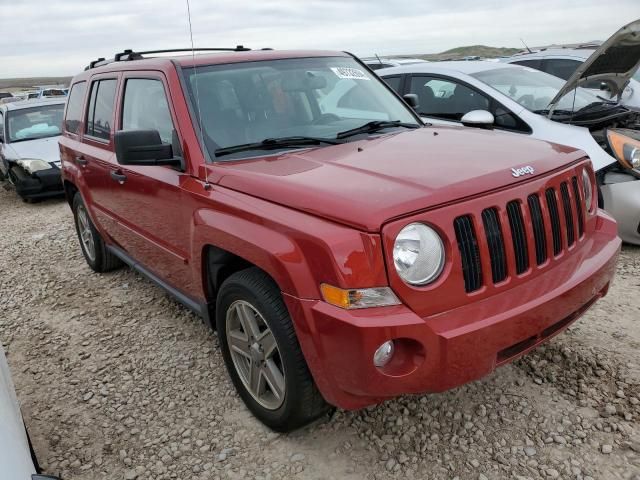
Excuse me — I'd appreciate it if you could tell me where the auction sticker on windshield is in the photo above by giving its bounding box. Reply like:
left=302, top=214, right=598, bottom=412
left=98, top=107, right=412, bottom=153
left=331, top=67, right=371, bottom=80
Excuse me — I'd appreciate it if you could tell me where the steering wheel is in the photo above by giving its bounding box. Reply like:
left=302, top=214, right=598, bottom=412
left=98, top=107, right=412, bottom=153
left=312, top=113, right=341, bottom=125
left=517, top=94, right=535, bottom=109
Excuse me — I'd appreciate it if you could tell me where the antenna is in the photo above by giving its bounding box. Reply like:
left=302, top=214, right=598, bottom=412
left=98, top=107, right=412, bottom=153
left=375, top=53, right=383, bottom=65
left=185, top=0, right=211, bottom=190
left=520, top=38, right=533, bottom=54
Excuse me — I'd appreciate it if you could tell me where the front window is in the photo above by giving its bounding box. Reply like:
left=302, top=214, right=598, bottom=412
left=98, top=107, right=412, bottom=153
left=472, top=67, right=601, bottom=113
left=633, top=70, right=640, bottom=82
left=6, top=104, right=64, bottom=142
left=182, top=56, right=418, bottom=160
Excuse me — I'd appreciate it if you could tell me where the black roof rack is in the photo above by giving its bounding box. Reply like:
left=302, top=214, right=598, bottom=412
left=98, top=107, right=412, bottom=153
left=84, top=46, right=259, bottom=70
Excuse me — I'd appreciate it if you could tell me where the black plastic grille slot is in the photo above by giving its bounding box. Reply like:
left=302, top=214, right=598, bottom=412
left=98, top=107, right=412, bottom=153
left=506, top=201, right=529, bottom=274
left=560, top=182, right=575, bottom=247
left=571, top=176, right=584, bottom=237
left=545, top=188, right=563, bottom=255
left=454, top=216, right=483, bottom=293
left=481, top=208, right=507, bottom=283
left=527, top=194, right=547, bottom=265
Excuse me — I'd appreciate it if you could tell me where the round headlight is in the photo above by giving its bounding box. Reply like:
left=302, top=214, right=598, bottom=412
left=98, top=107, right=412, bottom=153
left=582, top=169, right=594, bottom=213
left=393, top=223, right=445, bottom=285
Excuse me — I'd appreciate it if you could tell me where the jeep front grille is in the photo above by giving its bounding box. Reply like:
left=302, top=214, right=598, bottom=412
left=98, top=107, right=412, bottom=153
left=455, top=175, right=586, bottom=293
left=481, top=208, right=507, bottom=283
left=453, top=216, right=483, bottom=293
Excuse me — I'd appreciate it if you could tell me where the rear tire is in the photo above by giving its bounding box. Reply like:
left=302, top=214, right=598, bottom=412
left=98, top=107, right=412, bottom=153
left=72, top=192, right=122, bottom=272
left=216, top=267, right=332, bottom=431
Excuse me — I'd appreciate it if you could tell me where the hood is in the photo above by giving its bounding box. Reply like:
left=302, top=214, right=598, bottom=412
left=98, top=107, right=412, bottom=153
left=4, top=136, right=61, bottom=164
left=549, top=19, right=640, bottom=110
left=209, top=127, right=584, bottom=232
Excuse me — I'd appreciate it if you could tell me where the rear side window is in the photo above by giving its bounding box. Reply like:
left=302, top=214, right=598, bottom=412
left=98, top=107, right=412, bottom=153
left=542, top=59, right=581, bottom=80
left=64, top=81, right=86, bottom=134
left=86, top=79, right=117, bottom=140
left=121, top=79, right=174, bottom=144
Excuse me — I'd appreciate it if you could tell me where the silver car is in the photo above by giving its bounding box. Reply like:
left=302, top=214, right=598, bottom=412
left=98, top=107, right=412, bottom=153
left=377, top=25, right=640, bottom=244
left=504, top=20, right=640, bottom=109
left=0, top=345, right=61, bottom=479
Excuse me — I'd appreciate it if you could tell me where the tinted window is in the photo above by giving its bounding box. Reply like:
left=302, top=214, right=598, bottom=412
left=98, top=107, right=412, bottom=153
left=86, top=79, right=117, bottom=140
left=0, top=112, right=4, bottom=141
left=512, top=59, right=542, bottom=70
left=542, top=59, right=581, bottom=80
left=64, top=81, right=86, bottom=134
left=122, top=79, right=174, bottom=144
left=383, top=76, right=402, bottom=93
left=368, top=63, right=393, bottom=71
left=409, top=75, right=489, bottom=121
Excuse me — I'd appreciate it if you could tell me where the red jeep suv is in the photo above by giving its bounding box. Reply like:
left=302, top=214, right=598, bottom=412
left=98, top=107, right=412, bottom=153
left=60, top=47, right=621, bottom=431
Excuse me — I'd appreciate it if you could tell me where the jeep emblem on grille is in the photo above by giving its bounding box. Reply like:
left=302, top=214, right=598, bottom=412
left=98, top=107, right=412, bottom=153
left=512, top=166, right=535, bottom=178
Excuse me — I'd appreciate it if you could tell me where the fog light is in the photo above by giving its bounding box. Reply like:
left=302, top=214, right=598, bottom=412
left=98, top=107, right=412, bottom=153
left=373, top=340, right=395, bottom=368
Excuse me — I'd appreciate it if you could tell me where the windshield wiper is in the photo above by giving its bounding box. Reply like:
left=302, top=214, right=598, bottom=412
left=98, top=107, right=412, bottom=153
left=532, top=108, right=576, bottom=116
left=574, top=101, right=621, bottom=114
left=336, top=120, right=421, bottom=140
left=214, top=136, right=342, bottom=158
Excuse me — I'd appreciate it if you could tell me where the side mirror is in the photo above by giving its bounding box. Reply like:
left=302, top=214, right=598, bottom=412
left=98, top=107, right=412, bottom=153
left=403, top=94, right=419, bottom=109
left=114, top=129, right=182, bottom=168
left=461, top=110, right=494, bottom=129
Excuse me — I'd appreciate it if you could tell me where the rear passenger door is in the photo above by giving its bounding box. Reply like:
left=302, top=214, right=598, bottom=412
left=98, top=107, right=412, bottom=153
left=68, top=75, right=120, bottom=233
left=107, top=73, right=193, bottom=291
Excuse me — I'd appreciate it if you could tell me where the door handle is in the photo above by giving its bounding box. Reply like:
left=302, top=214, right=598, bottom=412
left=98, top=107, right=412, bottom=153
left=75, top=156, right=88, bottom=166
left=110, top=170, right=127, bottom=184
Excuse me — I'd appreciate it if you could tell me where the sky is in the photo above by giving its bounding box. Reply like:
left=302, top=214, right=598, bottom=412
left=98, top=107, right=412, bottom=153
left=1, top=0, right=639, bottom=77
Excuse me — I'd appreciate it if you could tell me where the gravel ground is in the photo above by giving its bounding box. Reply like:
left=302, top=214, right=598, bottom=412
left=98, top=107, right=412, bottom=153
left=0, top=186, right=639, bottom=480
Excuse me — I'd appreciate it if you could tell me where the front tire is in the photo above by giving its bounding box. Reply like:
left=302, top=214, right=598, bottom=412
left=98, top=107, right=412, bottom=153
left=72, top=193, right=122, bottom=272
left=216, top=268, right=331, bottom=431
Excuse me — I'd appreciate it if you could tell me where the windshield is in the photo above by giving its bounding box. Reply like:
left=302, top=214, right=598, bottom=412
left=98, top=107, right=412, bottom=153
left=471, top=67, right=603, bottom=113
left=7, top=104, right=64, bottom=142
left=634, top=70, right=640, bottom=82
left=182, top=56, right=419, bottom=159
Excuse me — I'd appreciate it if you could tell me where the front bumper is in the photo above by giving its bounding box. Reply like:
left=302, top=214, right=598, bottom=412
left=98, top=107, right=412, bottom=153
left=285, top=212, right=621, bottom=410
left=10, top=165, right=64, bottom=199
left=601, top=173, right=640, bottom=245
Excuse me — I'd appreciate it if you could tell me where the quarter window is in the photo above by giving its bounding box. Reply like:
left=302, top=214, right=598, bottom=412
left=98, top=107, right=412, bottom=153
left=122, top=79, right=174, bottom=144
left=86, top=79, right=117, bottom=140
left=64, top=81, right=86, bottom=134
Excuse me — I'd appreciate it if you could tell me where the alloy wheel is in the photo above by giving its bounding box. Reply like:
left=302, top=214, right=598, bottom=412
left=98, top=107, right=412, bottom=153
left=225, top=300, right=286, bottom=410
left=76, top=205, right=96, bottom=262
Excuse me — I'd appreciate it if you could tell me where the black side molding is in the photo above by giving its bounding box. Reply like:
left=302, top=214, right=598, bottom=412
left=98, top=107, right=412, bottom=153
left=106, top=245, right=211, bottom=327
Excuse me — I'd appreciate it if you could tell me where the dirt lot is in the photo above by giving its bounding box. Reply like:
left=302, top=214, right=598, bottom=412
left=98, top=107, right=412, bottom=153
left=0, top=186, right=638, bottom=480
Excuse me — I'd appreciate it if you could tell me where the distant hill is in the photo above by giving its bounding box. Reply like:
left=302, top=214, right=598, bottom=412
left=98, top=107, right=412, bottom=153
left=402, top=45, right=522, bottom=61
left=0, top=77, right=72, bottom=91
